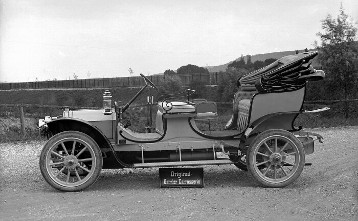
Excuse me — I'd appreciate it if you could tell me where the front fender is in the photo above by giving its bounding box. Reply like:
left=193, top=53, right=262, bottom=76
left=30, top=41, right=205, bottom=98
left=42, top=118, right=125, bottom=168
left=45, top=118, right=107, bottom=140
left=44, top=118, right=113, bottom=152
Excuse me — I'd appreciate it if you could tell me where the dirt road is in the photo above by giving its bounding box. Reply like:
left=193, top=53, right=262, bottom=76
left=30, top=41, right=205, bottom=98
left=1, top=127, right=357, bottom=221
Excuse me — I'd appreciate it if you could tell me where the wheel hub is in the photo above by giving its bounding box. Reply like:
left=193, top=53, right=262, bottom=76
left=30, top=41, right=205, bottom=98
left=269, top=153, right=282, bottom=165
left=63, top=155, right=78, bottom=170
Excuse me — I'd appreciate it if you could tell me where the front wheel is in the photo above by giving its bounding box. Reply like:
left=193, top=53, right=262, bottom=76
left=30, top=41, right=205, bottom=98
left=247, top=129, right=305, bottom=188
left=39, top=131, right=103, bottom=191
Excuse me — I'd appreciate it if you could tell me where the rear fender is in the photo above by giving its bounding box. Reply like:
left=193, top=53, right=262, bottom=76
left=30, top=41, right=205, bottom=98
left=240, top=112, right=300, bottom=147
left=242, top=114, right=322, bottom=155
left=247, top=112, right=300, bottom=136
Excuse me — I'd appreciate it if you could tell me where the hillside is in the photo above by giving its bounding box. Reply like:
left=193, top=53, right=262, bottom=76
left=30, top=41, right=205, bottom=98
left=206, top=49, right=313, bottom=72
left=206, top=41, right=358, bottom=73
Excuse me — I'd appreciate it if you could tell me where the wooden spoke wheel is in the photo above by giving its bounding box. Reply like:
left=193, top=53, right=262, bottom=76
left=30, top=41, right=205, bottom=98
left=39, top=131, right=102, bottom=191
left=247, top=129, right=305, bottom=187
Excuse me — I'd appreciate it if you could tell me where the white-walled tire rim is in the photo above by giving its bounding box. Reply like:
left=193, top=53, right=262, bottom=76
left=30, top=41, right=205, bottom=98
left=44, top=137, right=97, bottom=188
left=248, top=130, right=305, bottom=187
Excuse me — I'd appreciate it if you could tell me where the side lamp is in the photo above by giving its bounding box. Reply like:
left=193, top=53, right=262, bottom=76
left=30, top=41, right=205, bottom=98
left=103, top=90, right=112, bottom=115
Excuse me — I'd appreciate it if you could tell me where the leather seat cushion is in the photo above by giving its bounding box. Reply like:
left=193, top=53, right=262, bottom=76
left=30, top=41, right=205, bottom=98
left=237, top=99, right=251, bottom=133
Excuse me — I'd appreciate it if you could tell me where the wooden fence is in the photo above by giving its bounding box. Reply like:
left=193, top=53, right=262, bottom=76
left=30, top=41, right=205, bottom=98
left=0, top=73, right=225, bottom=90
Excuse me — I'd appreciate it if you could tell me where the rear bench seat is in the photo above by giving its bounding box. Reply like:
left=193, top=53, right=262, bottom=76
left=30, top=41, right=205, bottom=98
left=237, top=99, right=251, bottom=133
left=225, top=90, right=256, bottom=132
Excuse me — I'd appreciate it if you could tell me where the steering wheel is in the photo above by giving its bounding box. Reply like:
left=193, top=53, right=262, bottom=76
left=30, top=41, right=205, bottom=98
left=140, top=74, right=158, bottom=91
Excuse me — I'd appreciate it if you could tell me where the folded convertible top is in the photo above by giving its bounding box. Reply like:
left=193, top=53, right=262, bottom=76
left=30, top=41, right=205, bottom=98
left=239, top=51, right=324, bottom=93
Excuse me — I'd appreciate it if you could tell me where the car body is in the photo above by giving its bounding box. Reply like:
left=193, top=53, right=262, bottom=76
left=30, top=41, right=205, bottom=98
left=39, top=51, right=327, bottom=191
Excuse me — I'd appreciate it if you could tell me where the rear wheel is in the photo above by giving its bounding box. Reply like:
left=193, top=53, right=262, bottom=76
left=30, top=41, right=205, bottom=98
left=39, top=131, right=103, bottom=191
left=247, top=129, right=305, bottom=187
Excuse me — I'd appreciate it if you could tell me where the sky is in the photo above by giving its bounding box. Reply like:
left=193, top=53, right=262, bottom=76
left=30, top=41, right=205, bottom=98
left=1, top=0, right=357, bottom=82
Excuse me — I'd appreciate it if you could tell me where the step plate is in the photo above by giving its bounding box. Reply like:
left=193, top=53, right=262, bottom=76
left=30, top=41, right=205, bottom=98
left=133, top=159, right=233, bottom=168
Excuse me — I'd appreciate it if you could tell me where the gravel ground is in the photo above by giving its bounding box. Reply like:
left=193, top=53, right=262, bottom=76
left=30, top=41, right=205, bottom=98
left=0, top=127, right=358, bottom=221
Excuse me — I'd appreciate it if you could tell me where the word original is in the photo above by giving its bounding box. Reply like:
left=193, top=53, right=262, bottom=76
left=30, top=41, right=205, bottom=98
left=170, top=171, right=192, bottom=178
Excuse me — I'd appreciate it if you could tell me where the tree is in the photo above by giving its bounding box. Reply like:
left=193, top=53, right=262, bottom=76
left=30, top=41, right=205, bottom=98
left=264, top=58, right=277, bottom=66
left=164, top=69, right=176, bottom=76
left=228, top=55, right=246, bottom=70
left=315, top=5, right=358, bottom=118
left=253, top=60, right=265, bottom=70
left=158, top=75, right=183, bottom=98
left=128, top=68, right=134, bottom=76
left=176, top=64, right=209, bottom=75
left=189, top=80, right=206, bottom=99
left=216, top=69, right=246, bottom=102
left=73, top=73, right=78, bottom=80
left=176, top=64, right=209, bottom=85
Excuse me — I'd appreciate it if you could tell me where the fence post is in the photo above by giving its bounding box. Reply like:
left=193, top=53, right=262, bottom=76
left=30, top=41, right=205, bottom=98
left=20, top=106, right=26, bottom=138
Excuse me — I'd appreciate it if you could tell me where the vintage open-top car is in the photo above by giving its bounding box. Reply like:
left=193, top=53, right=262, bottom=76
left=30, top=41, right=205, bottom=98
left=39, top=51, right=328, bottom=191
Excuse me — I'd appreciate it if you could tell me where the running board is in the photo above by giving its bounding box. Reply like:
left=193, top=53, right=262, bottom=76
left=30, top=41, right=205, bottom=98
left=133, top=160, right=233, bottom=168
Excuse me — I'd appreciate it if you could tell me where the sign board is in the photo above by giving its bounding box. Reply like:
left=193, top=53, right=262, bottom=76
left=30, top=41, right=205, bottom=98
left=159, top=167, right=204, bottom=188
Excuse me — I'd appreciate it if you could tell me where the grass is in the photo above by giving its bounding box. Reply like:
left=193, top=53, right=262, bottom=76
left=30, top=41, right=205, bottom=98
left=0, top=117, right=44, bottom=142
left=295, top=114, right=358, bottom=129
